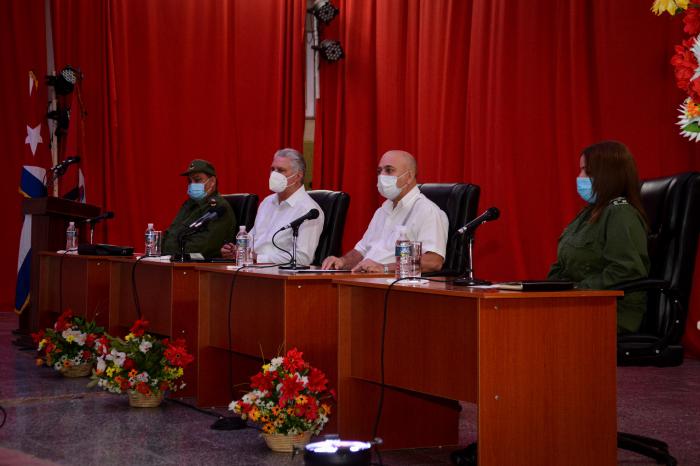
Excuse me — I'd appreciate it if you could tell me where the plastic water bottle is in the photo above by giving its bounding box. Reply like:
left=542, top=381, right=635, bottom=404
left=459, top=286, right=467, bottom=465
left=66, top=222, right=77, bottom=251
left=395, top=226, right=411, bottom=279
left=144, top=223, right=156, bottom=256
left=236, top=226, right=252, bottom=265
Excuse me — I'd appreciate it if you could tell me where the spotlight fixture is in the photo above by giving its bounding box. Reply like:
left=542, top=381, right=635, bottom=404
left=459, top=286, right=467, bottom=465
left=308, top=0, right=339, bottom=25
left=313, top=39, right=344, bottom=62
left=46, top=65, right=81, bottom=96
left=303, top=438, right=373, bottom=465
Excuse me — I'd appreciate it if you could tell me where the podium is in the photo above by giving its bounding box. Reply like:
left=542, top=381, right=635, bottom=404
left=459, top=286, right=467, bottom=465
left=20, top=197, right=101, bottom=334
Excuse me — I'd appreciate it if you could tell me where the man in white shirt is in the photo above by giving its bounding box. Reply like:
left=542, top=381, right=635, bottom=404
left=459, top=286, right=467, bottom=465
left=221, top=148, right=324, bottom=265
left=322, top=150, right=448, bottom=273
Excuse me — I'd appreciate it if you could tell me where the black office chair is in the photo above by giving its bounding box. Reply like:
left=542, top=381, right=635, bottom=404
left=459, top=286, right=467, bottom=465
left=222, top=193, right=259, bottom=233
left=418, top=183, right=480, bottom=275
left=614, top=172, right=700, bottom=466
left=308, top=190, right=351, bottom=266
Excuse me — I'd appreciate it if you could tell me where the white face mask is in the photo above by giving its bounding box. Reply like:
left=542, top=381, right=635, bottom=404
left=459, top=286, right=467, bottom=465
left=269, top=171, right=295, bottom=193
left=377, top=172, right=408, bottom=200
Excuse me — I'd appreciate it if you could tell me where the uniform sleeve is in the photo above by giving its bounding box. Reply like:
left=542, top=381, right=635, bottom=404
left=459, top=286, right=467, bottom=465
left=184, top=203, right=235, bottom=258
left=547, top=260, right=564, bottom=280
left=578, top=207, right=649, bottom=290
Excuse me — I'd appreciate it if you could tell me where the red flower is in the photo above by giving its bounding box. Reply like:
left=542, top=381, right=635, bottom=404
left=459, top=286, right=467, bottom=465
left=250, top=371, right=276, bottom=392
left=129, top=319, right=149, bottom=337
left=159, top=381, right=169, bottom=392
left=45, top=342, right=56, bottom=354
left=85, top=334, right=96, bottom=348
left=164, top=344, right=194, bottom=367
left=239, top=402, right=253, bottom=414
left=96, top=336, right=110, bottom=355
left=283, top=347, right=305, bottom=372
left=136, top=382, right=151, bottom=395
left=685, top=2, right=700, bottom=35
left=293, top=404, right=306, bottom=417
left=306, top=367, right=328, bottom=393
left=81, top=350, right=92, bottom=361
left=115, top=376, right=130, bottom=391
left=123, top=358, right=135, bottom=370
left=31, top=329, right=45, bottom=344
left=671, top=37, right=700, bottom=101
left=279, top=374, right=304, bottom=406
left=55, top=309, right=74, bottom=331
left=304, top=401, right=319, bottom=421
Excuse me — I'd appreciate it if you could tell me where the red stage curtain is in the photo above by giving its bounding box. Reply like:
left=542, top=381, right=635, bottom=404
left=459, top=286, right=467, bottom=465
left=50, top=0, right=306, bottom=248
left=0, top=0, right=49, bottom=310
left=313, top=0, right=700, bottom=356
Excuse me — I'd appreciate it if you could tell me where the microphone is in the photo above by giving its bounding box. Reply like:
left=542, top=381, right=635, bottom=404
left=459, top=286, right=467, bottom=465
left=51, top=156, right=81, bottom=173
left=188, top=206, right=226, bottom=229
left=279, top=208, right=320, bottom=231
left=84, top=211, right=115, bottom=224
left=457, top=207, right=500, bottom=235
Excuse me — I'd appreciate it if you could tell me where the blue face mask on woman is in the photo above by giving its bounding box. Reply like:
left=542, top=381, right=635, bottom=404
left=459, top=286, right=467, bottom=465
left=576, top=177, right=597, bottom=203
left=187, top=182, right=207, bottom=200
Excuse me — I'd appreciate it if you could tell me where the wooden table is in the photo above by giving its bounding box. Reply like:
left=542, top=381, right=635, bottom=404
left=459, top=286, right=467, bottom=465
left=196, top=267, right=387, bottom=412
left=335, top=277, right=620, bottom=465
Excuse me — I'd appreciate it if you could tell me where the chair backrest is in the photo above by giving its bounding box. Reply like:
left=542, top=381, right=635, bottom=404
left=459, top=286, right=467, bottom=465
left=637, top=172, right=700, bottom=339
left=418, top=183, right=480, bottom=274
left=222, top=193, right=259, bottom=233
left=307, top=190, right=351, bottom=266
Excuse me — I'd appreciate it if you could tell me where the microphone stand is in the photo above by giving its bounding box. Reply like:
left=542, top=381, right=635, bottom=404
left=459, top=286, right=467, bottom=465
left=453, top=232, right=491, bottom=287
left=172, top=229, right=196, bottom=262
left=278, top=225, right=310, bottom=270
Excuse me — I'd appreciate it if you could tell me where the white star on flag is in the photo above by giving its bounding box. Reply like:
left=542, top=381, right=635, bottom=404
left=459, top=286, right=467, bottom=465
left=25, top=124, right=43, bottom=155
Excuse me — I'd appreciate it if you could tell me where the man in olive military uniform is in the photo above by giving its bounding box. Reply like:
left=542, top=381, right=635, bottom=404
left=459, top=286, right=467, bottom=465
left=161, top=159, right=235, bottom=259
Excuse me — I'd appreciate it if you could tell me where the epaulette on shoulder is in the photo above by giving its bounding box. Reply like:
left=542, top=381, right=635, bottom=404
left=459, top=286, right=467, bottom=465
left=610, top=197, right=628, bottom=206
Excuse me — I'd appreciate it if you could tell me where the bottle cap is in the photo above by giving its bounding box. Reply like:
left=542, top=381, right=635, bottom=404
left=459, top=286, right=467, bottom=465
left=69, top=221, right=75, bottom=226
left=239, top=225, right=246, bottom=231
left=148, top=223, right=154, bottom=228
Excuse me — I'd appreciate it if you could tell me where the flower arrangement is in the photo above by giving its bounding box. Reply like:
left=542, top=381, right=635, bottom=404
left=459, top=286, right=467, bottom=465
left=89, top=319, right=194, bottom=397
left=653, top=0, right=700, bottom=140
left=32, top=309, right=104, bottom=374
left=228, top=348, right=334, bottom=436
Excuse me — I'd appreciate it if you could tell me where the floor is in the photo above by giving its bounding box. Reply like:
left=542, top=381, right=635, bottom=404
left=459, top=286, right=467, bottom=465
left=1, top=312, right=699, bottom=466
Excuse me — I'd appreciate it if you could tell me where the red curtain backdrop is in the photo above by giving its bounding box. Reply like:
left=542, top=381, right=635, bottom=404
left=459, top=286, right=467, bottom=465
left=313, top=0, right=700, bottom=357
left=0, top=0, right=49, bottom=311
left=49, top=0, right=306, bottom=249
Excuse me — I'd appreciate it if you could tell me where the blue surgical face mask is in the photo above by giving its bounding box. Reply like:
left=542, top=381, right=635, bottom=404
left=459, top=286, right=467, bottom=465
left=576, top=177, right=597, bottom=204
left=187, top=182, right=206, bottom=200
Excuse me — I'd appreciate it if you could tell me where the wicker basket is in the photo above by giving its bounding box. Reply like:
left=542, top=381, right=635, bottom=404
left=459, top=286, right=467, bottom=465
left=59, top=362, right=93, bottom=378
left=262, top=431, right=312, bottom=453
left=128, top=390, right=164, bottom=408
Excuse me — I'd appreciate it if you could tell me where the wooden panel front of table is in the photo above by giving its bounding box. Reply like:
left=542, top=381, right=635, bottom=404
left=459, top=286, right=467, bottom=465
left=335, top=278, right=619, bottom=465
left=38, top=252, right=111, bottom=330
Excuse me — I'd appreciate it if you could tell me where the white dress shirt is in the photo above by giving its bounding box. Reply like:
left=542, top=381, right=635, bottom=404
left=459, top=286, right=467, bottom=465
left=354, top=186, right=448, bottom=264
left=251, top=186, right=324, bottom=265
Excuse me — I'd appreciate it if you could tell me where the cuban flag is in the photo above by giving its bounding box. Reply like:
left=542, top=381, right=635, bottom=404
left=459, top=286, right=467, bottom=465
left=15, top=71, right=49, bottom=315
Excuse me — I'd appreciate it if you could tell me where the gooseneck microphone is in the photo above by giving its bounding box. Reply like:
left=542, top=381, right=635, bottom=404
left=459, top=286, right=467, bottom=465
left=279, top=208, right=320, bottom=231
left=83, top=211, right=114, bottom=224
left=457, top=207, right=500, bottom=235
left=188, top=205, right=226, bottom=230
left=50, top=156, right=81, bottom=173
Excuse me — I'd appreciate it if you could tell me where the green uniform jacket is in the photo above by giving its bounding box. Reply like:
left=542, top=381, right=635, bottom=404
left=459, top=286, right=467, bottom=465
left=161, top=193, right=236, bottom=259
left=547, top=198, right=650, bottom=333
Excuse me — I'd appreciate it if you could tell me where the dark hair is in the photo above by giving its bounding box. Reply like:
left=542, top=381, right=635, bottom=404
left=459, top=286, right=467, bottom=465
left=582, top=140, right=647, bottom=227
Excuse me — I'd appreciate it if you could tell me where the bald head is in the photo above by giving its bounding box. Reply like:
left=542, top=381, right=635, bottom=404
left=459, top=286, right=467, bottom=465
left=379, top=150, right=417, bottom=177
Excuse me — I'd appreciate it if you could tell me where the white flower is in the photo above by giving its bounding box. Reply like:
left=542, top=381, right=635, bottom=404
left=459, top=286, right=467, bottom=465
left=96, top=357, right=106, bottom=373
left=139, top=340, right=152, bottom=353
left=106, top=349, right=126, bottom=367
left=270, top=357, right=283, bottom=369
left=228, top=401, right=238, bottom=411
left=61, top=329, right=87, bottom=346
left=299, top=375, right=308, bottom=387
left=136, top=372, right=150, bottom=383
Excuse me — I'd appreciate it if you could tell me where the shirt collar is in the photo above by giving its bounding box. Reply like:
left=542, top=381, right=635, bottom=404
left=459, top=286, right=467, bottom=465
left=382, top=185, right=420, bottom=213
left=274, top=185, right=306, bottom=207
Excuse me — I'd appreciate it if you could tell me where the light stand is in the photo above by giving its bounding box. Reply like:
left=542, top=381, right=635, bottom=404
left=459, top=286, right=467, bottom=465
left=278, top=225, right=310, bottom=270
left=453, top=234, right=491, bottom=287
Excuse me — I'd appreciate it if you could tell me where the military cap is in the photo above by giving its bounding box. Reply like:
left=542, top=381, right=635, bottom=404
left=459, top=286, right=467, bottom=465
left=180, top=159, right=217, bottom=177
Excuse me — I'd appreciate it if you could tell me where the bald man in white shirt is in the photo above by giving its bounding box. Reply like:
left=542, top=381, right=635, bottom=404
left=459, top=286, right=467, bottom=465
left=322, top=150, right=448, bottom=273
left=221, top=148, right=324, bottom=265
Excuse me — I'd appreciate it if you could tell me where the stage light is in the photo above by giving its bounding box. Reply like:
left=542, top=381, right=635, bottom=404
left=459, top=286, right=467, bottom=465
left=46, top=65, right=81, bottom=96
left=308, top=0, right=339, bottom=25
left=313, top=39, right=344, bottom=62
left=303, top=438, right=372, bottom=465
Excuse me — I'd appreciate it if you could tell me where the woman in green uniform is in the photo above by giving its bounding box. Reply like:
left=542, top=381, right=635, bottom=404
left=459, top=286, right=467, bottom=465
left=548, top=141, right=650, bottom=333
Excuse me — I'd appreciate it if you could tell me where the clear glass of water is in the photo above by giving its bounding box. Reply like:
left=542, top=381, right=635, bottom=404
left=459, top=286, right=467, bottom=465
left=408, top=241, right=422, bottom=281
left=151, top=231, right=163, bottom=256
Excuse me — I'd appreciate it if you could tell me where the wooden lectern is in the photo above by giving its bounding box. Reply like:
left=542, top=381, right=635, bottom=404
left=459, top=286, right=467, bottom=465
left=19, top=197, right=101, bottom=334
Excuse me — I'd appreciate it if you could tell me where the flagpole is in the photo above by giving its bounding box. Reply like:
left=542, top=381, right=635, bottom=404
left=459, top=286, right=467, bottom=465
left=45, top=0, right=58, bottom=197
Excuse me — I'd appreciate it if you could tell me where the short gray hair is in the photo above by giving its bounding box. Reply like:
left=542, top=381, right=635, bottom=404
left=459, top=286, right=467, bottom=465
left=274, top=148, right=306, bottom=174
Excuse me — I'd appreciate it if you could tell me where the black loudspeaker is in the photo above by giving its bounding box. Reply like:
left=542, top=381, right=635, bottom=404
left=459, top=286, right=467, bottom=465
left=78, top=243, right=134, bottom=256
